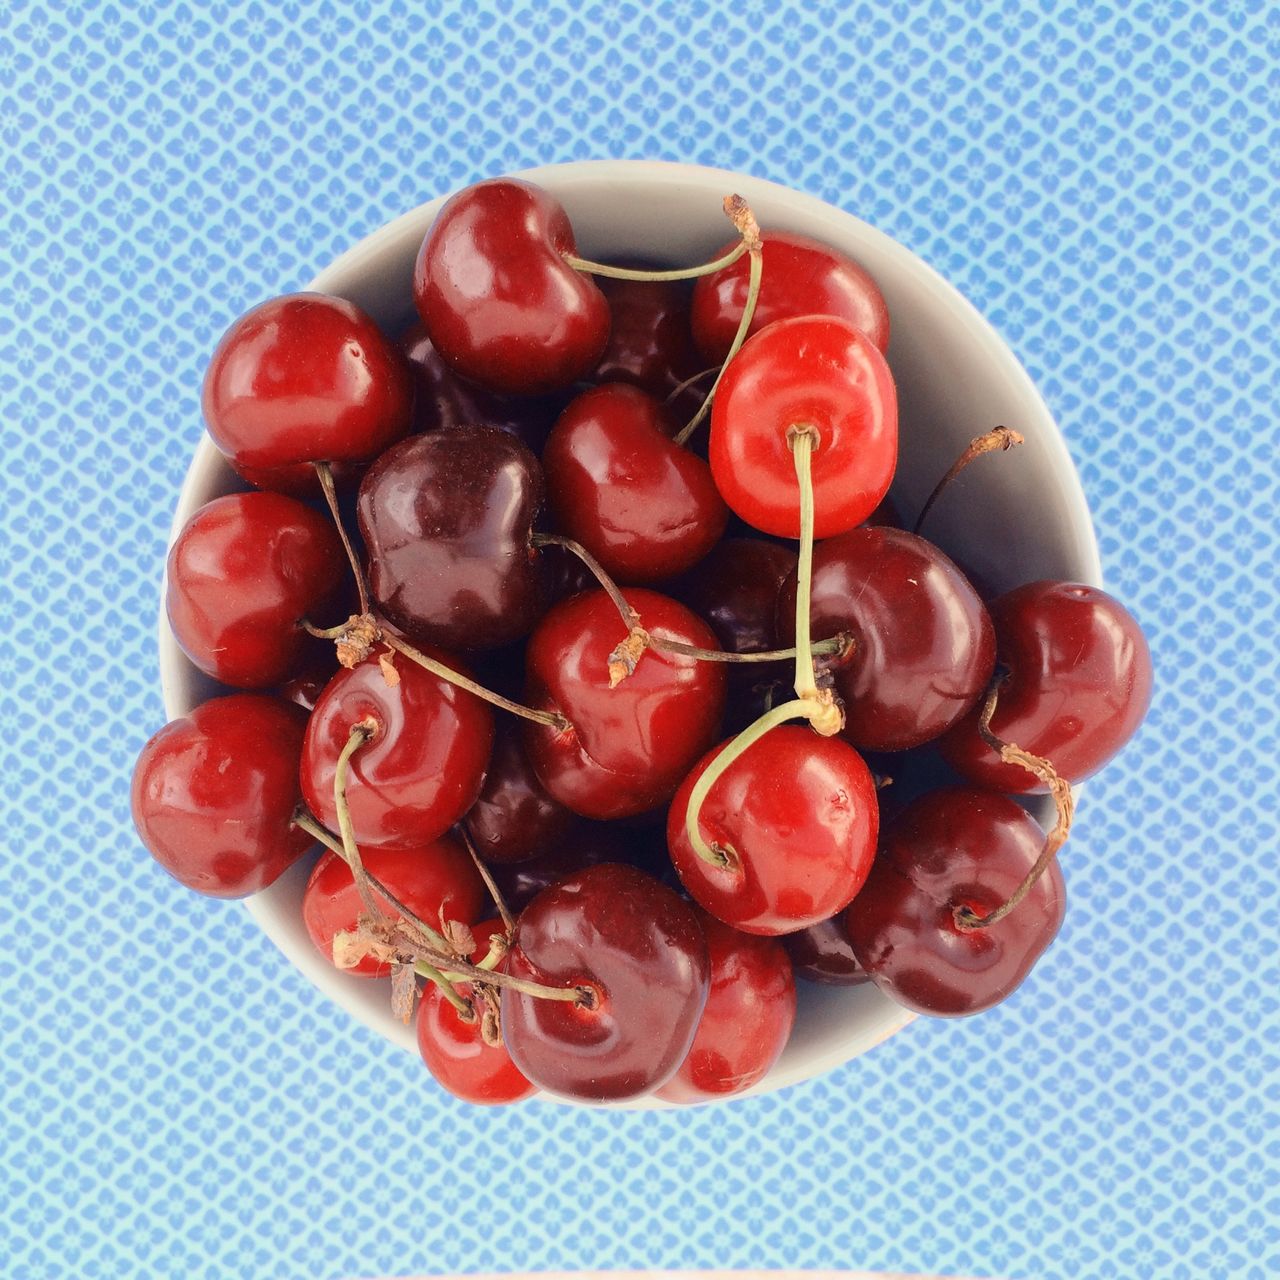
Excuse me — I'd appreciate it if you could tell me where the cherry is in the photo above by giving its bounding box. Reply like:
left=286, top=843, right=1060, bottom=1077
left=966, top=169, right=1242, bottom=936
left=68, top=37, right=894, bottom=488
left=131, top=694, right=312, bottom=898
left=416, top=918, right=537, bottom=1105
left=487, top=822, right=640, bottom=913
left=231, top=457, right=365, bottom=499
left=940, top=581, right=1153, bottom=792
left=845, top=787, right=1066, bottom=1016
left=414, top=178, right=609, bottom=395
left=357, top=427, right=544, bottom=651
left=776, top=526, right=995, bottom=752
left=668, top=724, right=879, bottom=935
left=783, top=915, right=871, bottom=986
left=501, top=863, right=709, bottom=1101
left=279, top=653, right=340, bottom=712
left=203, top=292, right=413, bottom=470
left=542, top=384, right=727, bottom=583
left=301, top=650, right=493, bottom=850
left=401, top=321, right=564, bottom=454
left=710, top=316, right=897, bottom=538
left=691, top=230, right=890, bottom=364
left=465, top=721, right=575, bottom=865
left=655, top=912, right=795, bottom=1104
left=302, top=834, right=485, bottom=978
left=522, top=589, right=726, bottom=819
left=166, top=492, right=347, bottom=689
left=592, top=274, right=703, bottom=400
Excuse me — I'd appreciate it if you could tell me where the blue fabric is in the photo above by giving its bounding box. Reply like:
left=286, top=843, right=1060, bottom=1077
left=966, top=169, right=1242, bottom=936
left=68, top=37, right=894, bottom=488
left=2, top=3, right=1277, bottom=1278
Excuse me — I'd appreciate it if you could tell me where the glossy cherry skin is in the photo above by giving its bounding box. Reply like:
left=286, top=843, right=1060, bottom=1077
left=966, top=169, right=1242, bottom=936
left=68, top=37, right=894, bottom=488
left=488, top=822, right=640, bottom=913
left=668, top=725, right=879, bottom=935
left=940, top=581, right=1153, bottom=792
left=401, top=321, right=564, bottom=454
left=522, top=589, right=727, bottom=820
left=543, top=384, right=728, bottom=583
left=231, top=457, right=365, bottom=499
left=303, top=835, right=486, bottom=978
left=501, top=863, right=710, bottom=1101
left=846, top=787, right=1066, bottom=1016
left=417, top=918, right=537, bottom=1105
left=166, top=492, right=347, bottom=689
left=710, top=316, right=897, bottom=538
left=777, top=527, right=995, bottom=752
left=131, top=694, right=312, bottom=898
left=783, top=916, right=871, bottom=985
left=593, top=275, right=702, bottom=398
left=465, top=721, right=575, bottom=865
left=203, top=292, right=413, bottom=469
left=656, top=912, right=796, bottom=1104
left=358, top=427, right=544, bottom=650
left=301, top=650, right=494, bottom=850
left=692, top=230, right=890, bottom=364
left=414, top=178, right=609, bottom=395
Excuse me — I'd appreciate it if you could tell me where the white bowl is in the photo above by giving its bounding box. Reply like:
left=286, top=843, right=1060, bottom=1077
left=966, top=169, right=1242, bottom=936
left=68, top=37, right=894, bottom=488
left=160, top=159, right=1102, bottom=1107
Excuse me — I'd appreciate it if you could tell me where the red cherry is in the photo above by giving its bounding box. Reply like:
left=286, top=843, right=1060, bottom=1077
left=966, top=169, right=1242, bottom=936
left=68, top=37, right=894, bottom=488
left=301, top=651, right=494, bottom=850
left=165, top=492, right=347, bottom=689
left=668, top=724, right=879, bottom=935
left=940, top=581, right=1153, bottom=792
left=592, top=275, right=703, bottom=399
left=709, top=316, right=897, bottom=538
left=401, top=321, right=565, bottom=454
left=131, top=694, right=312, bottom=898
left=656, top=912, right=795, bottom=1104
left=464, top=721, right=575, bottom=865
left=783, top=916, right=871, bottom=986
left=357, top=427, right=545, bottom=650
left=522, top=589, right=727, bottom=819
left=543, top=385, right=728, bottom=583
left=777, top=527, right=995, bottom=751
left=414, top=178, right=609, bottom=395
left=487, top=822, right=638, bottom=913
left=416, top=918, right=536, bottom=1105
left=846, top=788, right=1066, bottom=1016
left=692, top=230, right=890, bottom=364
left=302, top=835, right=485, bottom=977
left=501, top=863, right=709, bottom=1101
left=231, top=457, right=366, bottom=499
left=203, top=293, right=413, bottom=470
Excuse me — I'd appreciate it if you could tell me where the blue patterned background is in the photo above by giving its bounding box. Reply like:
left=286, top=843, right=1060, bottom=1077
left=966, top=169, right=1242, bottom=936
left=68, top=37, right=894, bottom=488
left=2, top=2, right=1277, bottom=1278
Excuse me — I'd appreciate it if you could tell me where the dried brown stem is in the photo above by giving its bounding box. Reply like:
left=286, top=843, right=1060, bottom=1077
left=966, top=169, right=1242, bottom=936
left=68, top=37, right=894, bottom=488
left=912, top=427, right=1026, bottom=537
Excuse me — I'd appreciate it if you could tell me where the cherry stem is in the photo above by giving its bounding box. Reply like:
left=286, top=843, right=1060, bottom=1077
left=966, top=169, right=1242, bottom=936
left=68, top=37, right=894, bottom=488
left=664, top=366, right=718, bottom=405
left=684, top=697, right=823, bottom=868
left=332, top=718, right=383, bottom=919
left=564, top=238, right=747, bottom=282
left=313, top=461, right=370, bottom=616
left=790, top=425, right=821, bottom=702
left=954, top=679, right=1075, bottom=931
left=411, top=956, right=587, bottom=1004
left=912, top=426, right=1026, bottom=537
left=674, top=197, right=764, bottom=448
left=381, top=631, right=571, bottom=733
left=415, top=960, right=472, bottom=1017
left=532, top=532, right=638, bottom=631
left=457, top=822, right=516, bottom=935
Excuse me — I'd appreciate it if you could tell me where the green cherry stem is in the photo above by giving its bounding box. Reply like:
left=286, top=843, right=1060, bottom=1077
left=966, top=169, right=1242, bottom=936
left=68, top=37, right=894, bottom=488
left=789, top=425, right=821, bottom=703
left=457, top=822, right=516, bottom=935
left=313, top=461, right=370, bottom=616
left=564, top=239, right=747, bottom=282
left=333, top=718, right=381, bottom=919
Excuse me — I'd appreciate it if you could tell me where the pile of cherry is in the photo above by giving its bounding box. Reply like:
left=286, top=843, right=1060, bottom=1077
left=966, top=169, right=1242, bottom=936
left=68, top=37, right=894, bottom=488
left=131, top=178, right=1153, bottom=1106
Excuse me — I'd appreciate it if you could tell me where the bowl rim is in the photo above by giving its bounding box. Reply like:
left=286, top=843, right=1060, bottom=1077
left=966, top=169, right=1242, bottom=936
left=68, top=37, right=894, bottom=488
left=160, top=157, right=1101, bottom=1110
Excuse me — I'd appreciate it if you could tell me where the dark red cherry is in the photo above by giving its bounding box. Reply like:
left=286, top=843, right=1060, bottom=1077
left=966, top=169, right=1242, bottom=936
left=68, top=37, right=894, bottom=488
left=783, top=916, right=871, bottom=985
left=668, top=725, right=879, bottom=935
left=940, top=581, right=1153, bottom=792
left=487, top=822, right=635, bottom=913
left=522, top=589, right=727, bottom=819
left=414, top=178, right=609, bottom=395
left=543, top=384, right=727, bottom=583
left=501, top=863, right=710, bottom=1102
left=710, top=316, right=897, bottom=538
left=166, top=492, right=347, bottom=689
left=231, top=457, right=366, bottom=499
left=592, top=275, right=703, bottom=399
left=357, top=427, right=544, bottom=651
left=279, top=653, right=341, bottom=712
left=301, top=650, right=494, bottom=850
left=417, top=918, right=537, bottom=1105
left=465, top=721, right=575, bottom=865
left=777, top=527, right=995, bottom=752
left=673, top=537, right=797, bottom=658
left=692, top=230, right=890, bottom=363
left=401, top=321, right=565, bottom=453
left=131, top=694, right=312, bottom=898
left=656, top=912, right=795, bottom=1104
left=203, top=292, right=413, bottom=469
left=303, top=835, right=486, bottom=977
left=846, top=787, right=1066, bottom=1016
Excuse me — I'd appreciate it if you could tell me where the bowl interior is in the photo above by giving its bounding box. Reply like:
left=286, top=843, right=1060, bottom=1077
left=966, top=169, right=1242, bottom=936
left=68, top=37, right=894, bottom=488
left=161, top=160, right=1101, bottom=1108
